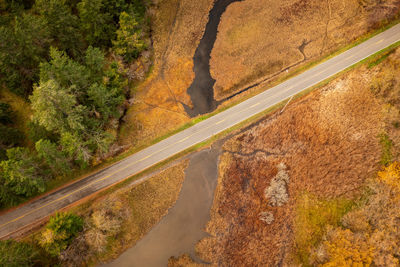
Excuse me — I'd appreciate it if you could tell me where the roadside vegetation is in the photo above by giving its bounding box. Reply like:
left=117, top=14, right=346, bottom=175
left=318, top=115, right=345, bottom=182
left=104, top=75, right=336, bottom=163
left=0, top=161, right=187, bottom=266
left=0, top=0, right=150, bottom=208
left=196, top=47, right=400, bottom=266
left=2, top=0, right=400, bottom=265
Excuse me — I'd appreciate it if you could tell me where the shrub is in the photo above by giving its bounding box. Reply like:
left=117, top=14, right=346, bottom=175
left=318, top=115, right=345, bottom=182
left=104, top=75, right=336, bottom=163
left=377, top=162, right=400, bottom=191
left=0, top=240, right=40, bottom=267
left=318, top=228, right=373, bottom=267
left=379, top=133, right=393, bottom=166
left=39, top=212, right=83, bottom=256
left=264, top=163, right=290, bottom=207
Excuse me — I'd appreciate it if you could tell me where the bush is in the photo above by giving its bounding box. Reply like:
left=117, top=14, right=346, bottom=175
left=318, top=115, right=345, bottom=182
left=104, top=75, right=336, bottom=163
left=39, top=212, right=84, bottom=256
left=0, top=240, right=40, bottom=267
left=379, top=133, right=393, bottom=166
left=264, top=163, right=290, bottom=207
left=317, top=228, right=373, bottom=267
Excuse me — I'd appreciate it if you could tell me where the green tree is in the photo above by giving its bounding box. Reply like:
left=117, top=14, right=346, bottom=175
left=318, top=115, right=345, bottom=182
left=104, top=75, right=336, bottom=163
left=88, top=82, right=124, bottom=120
left=32, top=47, right=126, bottom=166
left=0, top=147, right=45, bottom=198
left=60, top=132, right=92, bottom=166
left=39, top=47, right=90, bottom=100
left=39, top=212, right=83, bottom=256
left=0, top=240, right=40, bottom=267
left=35, top=139, right=71, bottom=176
left=113, top=11, right=146, bottom=62
left=77, top=0, right=115, bottom=47
left=0, top=102, right=12, bottom=124
left=84, top=45, right=105, bottom=83
left=0, top=125, right=23, bottom=160
left=0, top=102, right=23, bottom=161
left=34, top=0, right=84, bottom=58
left=30, top=80, right=87, bottom=134
left=0, top=13, right=51, bottom=96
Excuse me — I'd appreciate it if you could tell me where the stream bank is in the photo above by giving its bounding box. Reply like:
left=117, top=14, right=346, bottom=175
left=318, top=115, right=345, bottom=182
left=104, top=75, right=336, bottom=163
left=104, top=142, right=222, bottom=266
left=183, top=0, right=242, bottom=117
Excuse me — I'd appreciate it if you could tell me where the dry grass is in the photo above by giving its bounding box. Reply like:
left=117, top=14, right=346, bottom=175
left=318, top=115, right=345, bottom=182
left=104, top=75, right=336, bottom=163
left=59, top=160, right=188, bottom=266
left=168, top=254, right=206, bottom=267
left=119, top=0, right=214, bottom=146
left=196, top=50, right=396, bottom=265
left=119, top=0, right=400, bottom=159
left=211, top=0, right=400, bottom=100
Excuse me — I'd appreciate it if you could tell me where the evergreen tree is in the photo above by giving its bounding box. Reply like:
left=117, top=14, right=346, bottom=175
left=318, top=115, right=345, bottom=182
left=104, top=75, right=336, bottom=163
left=0, top=147, right=45, bottom=198
left=34, top=0, right=84, bottom=58
left=35, top=139, right=71, bottom=176
left=77, top=0, right=115, bottom=47
left=113, top=11, right=146, bottom=62
left=30, top=79, right=87, bottom=134
left=0, top=13, right=51, bottom=96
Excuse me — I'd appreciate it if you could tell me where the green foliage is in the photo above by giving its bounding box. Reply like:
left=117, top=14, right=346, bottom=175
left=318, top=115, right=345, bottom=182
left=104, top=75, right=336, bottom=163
left=85, top=46, right=106, bottom=83
left=294, top=193, right=354, bottom=266
left=34, top=0, right=84, bottom=58
left=40, top=212, right=83, bottom=256
left=0, top=239, right=40, bottom=267
left=35, top=139, right=71, bottom=176
left=60, top=132, right=92, bottom=167
left=32, top=47, right=125, bottom=165
left=0, top=101, right=23, bottom=160
left=0, top=147, right=45, bottom=199
left=39, top=47, right=91, bottom=100
left=27, top=121, right=58, bottom=144
left=0, top=125, right=24, bottom=159
left=0, top=102, right=12, bottom=124
left=77, top=0, right=116, bottom=47
left=31, top=79, right=87, bottom=134
left=0, top=0, right=146, bottom=208
left=379, top=133, right=393, bottom=166
left=0, top=13, right=51, bottom=96
left=113, top=11, right=146, bottom=62
left=368, top=50, right=393, bottom=68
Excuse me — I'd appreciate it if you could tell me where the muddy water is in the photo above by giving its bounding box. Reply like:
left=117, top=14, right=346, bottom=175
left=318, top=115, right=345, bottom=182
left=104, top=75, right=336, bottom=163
left=183, top=0, right=242, bottom=117
left=103, top=143, right=222, bottom=267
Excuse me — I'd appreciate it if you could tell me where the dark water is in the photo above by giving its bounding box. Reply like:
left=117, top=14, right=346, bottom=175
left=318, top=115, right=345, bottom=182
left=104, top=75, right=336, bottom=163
left=104, top=144, right=222, bottom=267
left=183, top=0, right=242, bottom=117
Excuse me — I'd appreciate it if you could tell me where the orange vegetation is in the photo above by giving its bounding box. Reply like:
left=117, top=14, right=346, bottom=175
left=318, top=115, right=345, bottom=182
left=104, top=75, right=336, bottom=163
left=196, top=50, right=400, bottom=265
left=211, top=0, right=400, bottom=100
left=119, top=0, right=214, bottom=146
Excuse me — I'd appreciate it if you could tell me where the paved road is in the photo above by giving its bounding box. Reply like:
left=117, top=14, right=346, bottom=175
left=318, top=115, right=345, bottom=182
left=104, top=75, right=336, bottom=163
left=1, top=24, right=400, bottom=239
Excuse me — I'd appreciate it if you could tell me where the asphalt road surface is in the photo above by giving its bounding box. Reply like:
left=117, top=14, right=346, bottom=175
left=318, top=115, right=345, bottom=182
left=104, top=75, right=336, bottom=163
left=1, top=24, right=400, bottom=239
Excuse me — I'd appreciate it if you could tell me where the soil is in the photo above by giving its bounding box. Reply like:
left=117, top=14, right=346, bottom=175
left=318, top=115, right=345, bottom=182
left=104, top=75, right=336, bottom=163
left=196, top=61, right=389, bottom=265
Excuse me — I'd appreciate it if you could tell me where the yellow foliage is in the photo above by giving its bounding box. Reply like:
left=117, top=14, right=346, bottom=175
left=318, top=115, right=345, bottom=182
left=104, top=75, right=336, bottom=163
left=39, top=229, right=56, bottom=246
left=377, top=162, right=400, bottom=191
left=322, top=229, right=374, bottom=267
